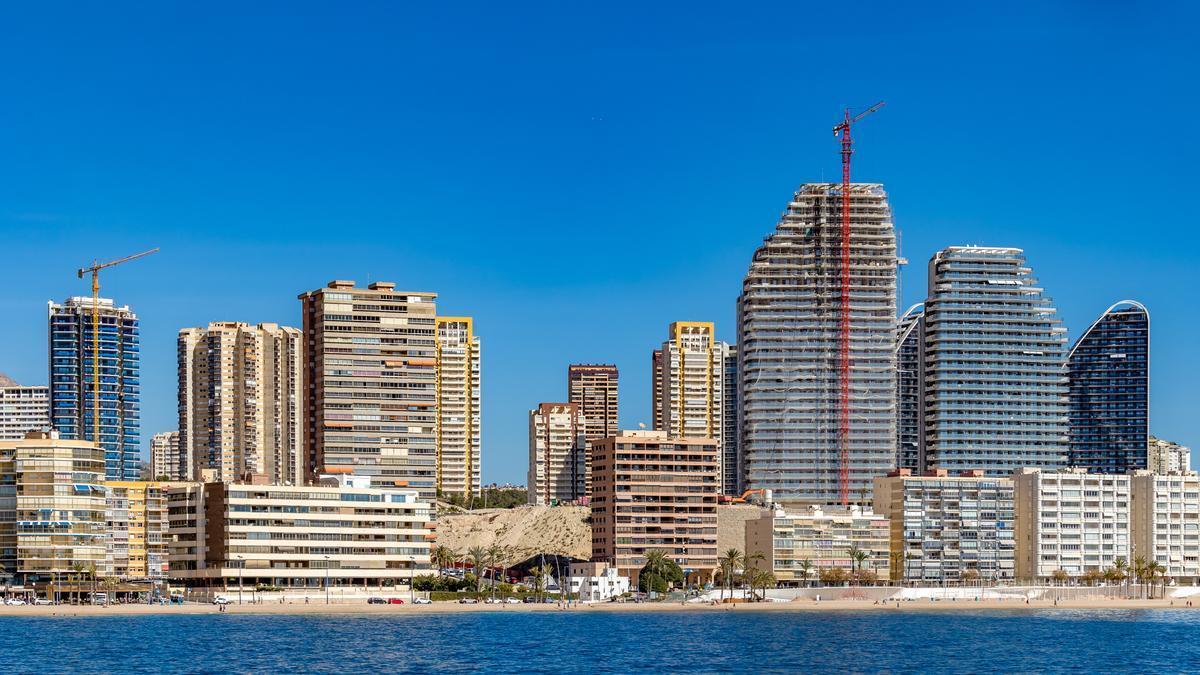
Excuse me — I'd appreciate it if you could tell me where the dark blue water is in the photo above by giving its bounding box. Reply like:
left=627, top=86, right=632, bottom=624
left=1, top=609, right=1198, bottom=673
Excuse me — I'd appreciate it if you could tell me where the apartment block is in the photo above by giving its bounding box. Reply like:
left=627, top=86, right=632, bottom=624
left=166, top=475, right=433, bottom=591
left=436, top=317, right=481, bottom=498
left=651, top=350, right=663, bottom=432
left=178, top=322, right=303, bottom=486
left=527, top=403, right=586, bottom=505
left=48, top=296, right=141, bottom=480
left=590, top=430, right=718, bottom=582
left=739, top=184, right=898, bottom=505
left=0, top=381, right=50, bottom=441
left=721, top=347, right=739, bottom=495
left=299, top=281, right=439, bottom=498
left=1148, top=436, right=1191, bottom=475
left=1014, top=468, right=1131, bottom=580
left=654, top=323, right=731, bottom=489
left=150, top=430, right=185, bottom=481
left=1131, top=471, right=1200, bottom=583
left=568, top=364, right=619, bottom=445
left=106, top=481, right=168, bottom=582
left=0, top=431, right=109, bottom=587
left=873, top=470, right=1015, bottom=583
left=746, top=505, right=889, bottom=584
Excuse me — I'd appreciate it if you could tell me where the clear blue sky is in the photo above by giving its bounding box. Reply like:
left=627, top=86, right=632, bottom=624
left=1, top=2, right=1196, bottom=485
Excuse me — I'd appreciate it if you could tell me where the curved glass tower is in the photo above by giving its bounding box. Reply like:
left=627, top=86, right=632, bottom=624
left=896, top=303, right=925, bottom=472
left=923, top=247, right=1068, bottom=474
left=1067, top=301, right=1149, bottom=473
left=737, top=183, right=897, bottom=505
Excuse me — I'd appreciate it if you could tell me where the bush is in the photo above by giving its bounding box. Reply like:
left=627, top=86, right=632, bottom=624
left=638, top=558, right=684, bottom=593
left=412, top=574, right=472, bottom=592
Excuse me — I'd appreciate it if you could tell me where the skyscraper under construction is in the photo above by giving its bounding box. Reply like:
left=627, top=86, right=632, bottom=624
left=737, top=183, right=898, bottom=505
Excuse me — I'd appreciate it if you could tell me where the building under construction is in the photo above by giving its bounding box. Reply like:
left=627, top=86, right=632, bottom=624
left=737, top=183, right=898, bottom=505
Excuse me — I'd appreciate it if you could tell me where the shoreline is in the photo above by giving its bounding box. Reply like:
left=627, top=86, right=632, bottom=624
left=2, top=596, right=1194, bottom=617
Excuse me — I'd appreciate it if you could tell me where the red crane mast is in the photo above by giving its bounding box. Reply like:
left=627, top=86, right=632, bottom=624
left=831, top=101, right=884, bottom=506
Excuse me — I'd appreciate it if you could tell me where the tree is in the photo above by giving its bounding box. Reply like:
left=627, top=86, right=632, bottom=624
left=718, top=549, right=743, bottom=601
left=70, top=562, right=86, bottom=604
left=798, top=559, right=813, bottom=588
left=486, top=544, right=504, bottom=597
left=1133, top=555, right=1148, bottom=598
left=431, top=546, right=455, bottom=577
left=1113, top=557, right=1129, bottom=598
left=638, top=552, right=683, bottom=595
left=743, top=551, right=767, bottom=600
left=818, top=567, right=848, bottom=586
left=467, top=546, right=488, bottom=593
left=848, top=547, right=869, bottom=584
left=531, top=563, right=554, bottom=601
left=747, top=568, right=776, bottom=601
left=852, top=569, right=878, bottom=586
left=1050, top=569, right=1069, bottom=586
left=86, top=562, right=98, bottom=604
left=961, top=569, right=980, bottom=585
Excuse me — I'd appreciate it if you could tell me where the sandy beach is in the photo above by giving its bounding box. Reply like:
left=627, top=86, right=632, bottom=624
left=1, top=596, right=1194, bottom=617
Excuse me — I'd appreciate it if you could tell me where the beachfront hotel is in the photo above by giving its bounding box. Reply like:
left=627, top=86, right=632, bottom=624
left=1131, top=471, right=1200, bottom=584
left=873, top=470, right=1016, bottom=583
left=106, top=481, right=168, bottom=585
left=745, top=505, right=889, bottom=584
left=166, top=474, right=433, bottom=593
left=1014, top=468, right=1131, bottom=581
left=590, top=430, right=719, bottom=583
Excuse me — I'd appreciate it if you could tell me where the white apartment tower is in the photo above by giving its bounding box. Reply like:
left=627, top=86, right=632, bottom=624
left=738, top=183, right=898, bottom=505
left=150, top=430, right=185, bottom=480
left=435, top=317, right=482, bottom=498
left=178, top=322, right=303, bottom=485
left=0, top=375, right=49, bottom=440
left=1014, top=468, right=1131, bottom=580
left=527, top=403, right=586, bottom=505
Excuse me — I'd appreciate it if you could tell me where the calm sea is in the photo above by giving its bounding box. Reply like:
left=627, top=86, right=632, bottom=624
left=1, top=609, right=1197, bottom=673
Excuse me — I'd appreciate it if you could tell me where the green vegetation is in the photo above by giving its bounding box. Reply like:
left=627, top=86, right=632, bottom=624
left=441, top=488, right=527, bottom=510
left=637, top=551, right=683, bottom=594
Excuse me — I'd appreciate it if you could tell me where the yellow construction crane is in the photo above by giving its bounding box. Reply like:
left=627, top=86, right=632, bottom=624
left=76, top=248, right=159, bottom=446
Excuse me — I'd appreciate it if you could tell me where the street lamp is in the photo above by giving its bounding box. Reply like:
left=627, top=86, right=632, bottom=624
left=323, top=555, right=331, bottom=605
left=236, top=555, right=244, bottom=605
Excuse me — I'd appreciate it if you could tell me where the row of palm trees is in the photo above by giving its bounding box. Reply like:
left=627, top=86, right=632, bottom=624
left=1051, top=556, right=1170, bottom=598
left=432, top=544, right=557, bottom=598
left=51, top=562, right=119, bottom=604
left=716, top=549, right=776, bottom=601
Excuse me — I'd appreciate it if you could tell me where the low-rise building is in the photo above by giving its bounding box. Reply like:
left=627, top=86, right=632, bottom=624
left=745, top=505, right=889, bottom=585
left=567, top=561, right=630, bottom=601
left=1131, top=471, right=1200, bottom=584
left=106, top=481, right=168, bottom=583
left=873, top=470, right=1015, bottom=583
left=167, top=475, right=434, bottom=593
left=590, top=430, right=719, bottom=583
left=1014, top=468, right=1131, bottom=581
left=1148, top=436, right=1191, bottom=475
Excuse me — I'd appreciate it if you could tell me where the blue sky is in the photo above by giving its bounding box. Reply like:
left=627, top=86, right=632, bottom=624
left=1, top=2, right=1196, bottom=485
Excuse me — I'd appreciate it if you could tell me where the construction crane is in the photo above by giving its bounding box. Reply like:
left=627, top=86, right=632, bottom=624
left=76, top=248, right=159, bottom=448
left=831, top=101, right=884, bottom=506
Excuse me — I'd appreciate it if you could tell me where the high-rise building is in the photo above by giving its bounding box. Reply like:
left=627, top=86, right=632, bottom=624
left=0, top=377, right=49, bottom=440
left=568, top=364, right=619, bottom=445
left=1014, top=468, right=1131, bottom=580
left=299, top=281, right=439, bottom=498
left=1068, top=301, right=1150, bottom=474
left=435, top=317, right=482, bottom=498
left=1131, top=471, right=1200, bottom=584
left=106, top=481, right=168, bottom=583
left=873, top=469, right=1016, bottom=583
left=923, top=247, right=1068, bottom=475
left=150, top=430, right=185, bottom=480
left=0, top=431, right=109, bottom=587
left=526, top=403, right=586, bottom=505
left=654, top=322, right=732, bottom=491
left=895, top=304, right=925, bottom=472
left=738, top=183, right=898, bottom=505
left=590, top=430, right=718, bottom=583
left=48, top=296, right=141, bottom=480
left=178, top=322, right=304, bottom=486
left=1147, top=436, right=1191, bottom=474
left=746, top=505, right=889, bottom=585
left=651, top=350, right=663, bottom=431
left=722, top=347, right=740, bottom=495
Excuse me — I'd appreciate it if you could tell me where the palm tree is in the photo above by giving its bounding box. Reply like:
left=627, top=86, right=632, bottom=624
left=86, top=562, right=98, bottom=604
left=798, top=559, right=813, bottom=588
left=748, top=568, right=776, bottom=602
left=1113, top=557, right=1128, bottom=598
left=1133, top=555, right=1149, bottom=599
left=431, top=546, right=455, bottom=577
left=848, top=547, right=868, bottom=585
left=467, top=546, right=488, bottom=594
left=1145, top=561, right=1165, bottom=599
left=717, top=549, right=743, bottom=601
left=486, top=545, right=504, bottom=599
left=532, top=563, right=554, bottom=602
left=642, top=549, right=669, bottom=598
left=70, top=562, right=86, bottom=604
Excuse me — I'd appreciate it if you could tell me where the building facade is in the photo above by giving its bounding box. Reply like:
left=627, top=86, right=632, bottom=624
left=1068, top=301, right=1150, bottom=473
left=895, top=304, right=925, bottom=472
left=568, top=364, right=619, bottom=446
left=923, top=247, right=1068, bottom=475
left=435, top=317, right=481, bottom=498
left=166, top=476, right=433, bottom=591
left=873, top=470, right=1015, bottom=583
left=567, top=561, right=631, bottom=602
left=651, top=350, right=663, bottom=431
left=1014, top=468, right=1131, bottom=580
left=48, top=296, right=141, bottom=480
left=150, top=430, right=185, bottom=481
left=1131, top=471, right=1200, bottom=584
left=106, top=481, right=168, bottom=582
left=527, top=403, right=586, bottom=505
left=299, top=281, right=439, bottom=497
left=1148, top=436, right=1191, bottom=475
left=590, top=430, right=718, bottom=582
left=0, top=431, right=109, bottom=586
left=722, top=347, right=739, bottom=495
left=178, top=322, right=304, bottom=486
left=655, top=322, right=732, bottom=492
left=738, top=183, right=898, bottom=505
left=0, top=382, right=50, bottom=441
left=745, top=505, right=889, bottom=584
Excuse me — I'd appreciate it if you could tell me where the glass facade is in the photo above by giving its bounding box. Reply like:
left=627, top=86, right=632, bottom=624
left=47, top=297, right=141, bottom=480
left=923, top=247, right=1068, bottom=474
left=1067, top=302, right=1149, bottom=473
left=895, top=305, right=924, bottom=472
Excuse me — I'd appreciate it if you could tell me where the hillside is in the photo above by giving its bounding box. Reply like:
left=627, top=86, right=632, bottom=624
left=435, top=505, right=591, bottom=564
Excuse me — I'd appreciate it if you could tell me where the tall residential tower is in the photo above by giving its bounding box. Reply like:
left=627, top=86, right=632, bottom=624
left=654, top=322, right=732, bottom=490
left=435, top=317, right=482, bottom=498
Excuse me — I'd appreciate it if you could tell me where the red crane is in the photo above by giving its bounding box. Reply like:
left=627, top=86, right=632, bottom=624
left=832, top=101, right=884, bottom=506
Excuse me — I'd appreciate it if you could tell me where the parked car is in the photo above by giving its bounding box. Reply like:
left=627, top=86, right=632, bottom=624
left=387, top=598, right=405, bottom=605
left=504, top=597, right=521, bottom=604
left=483, top=597, right=502, bottom=604
left=523, top=596, right=537, bottom=604
left=458, top=597, right=478, bottom=604
left=33, top=598, right=54, bottom=606
left=367, top=597, right=387, bottom=605
left=212, top=596, right=231, bottom=605
left=4, top=598, right=26, bottom=606
left=413, top=597, right=432, bottom=605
